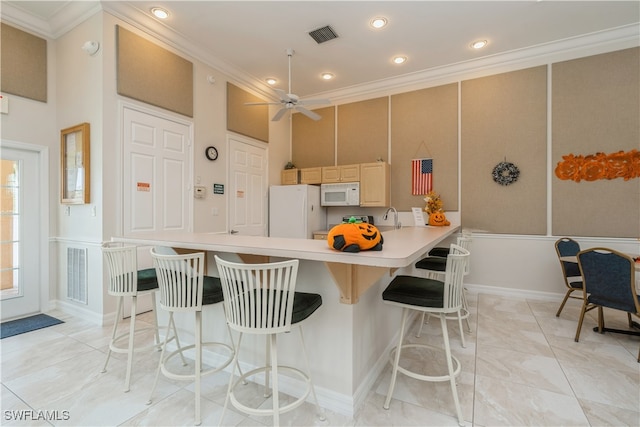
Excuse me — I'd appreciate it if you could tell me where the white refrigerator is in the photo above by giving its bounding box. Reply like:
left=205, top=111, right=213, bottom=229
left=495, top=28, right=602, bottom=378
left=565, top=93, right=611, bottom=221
left=269, top=185, right=327, bottom=239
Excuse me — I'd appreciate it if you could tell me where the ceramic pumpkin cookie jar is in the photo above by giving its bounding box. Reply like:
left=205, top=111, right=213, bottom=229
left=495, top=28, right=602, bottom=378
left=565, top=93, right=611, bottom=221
left=428, top=211, right=450, bottom=226
left=424, top=191, right=451, bottom=226
left=328, top=217, right=383, bottom=252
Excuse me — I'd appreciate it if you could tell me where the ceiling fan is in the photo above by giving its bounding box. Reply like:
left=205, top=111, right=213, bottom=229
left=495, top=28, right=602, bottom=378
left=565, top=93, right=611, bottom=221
left=247, top=48, right=330, bottom=121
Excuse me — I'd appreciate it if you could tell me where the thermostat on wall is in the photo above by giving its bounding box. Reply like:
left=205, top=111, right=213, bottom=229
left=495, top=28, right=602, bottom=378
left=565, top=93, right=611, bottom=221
left=194, top=186, right=206, bottom=199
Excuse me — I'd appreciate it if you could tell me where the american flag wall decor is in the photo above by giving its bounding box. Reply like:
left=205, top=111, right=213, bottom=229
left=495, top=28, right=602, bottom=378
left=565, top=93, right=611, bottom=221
left=412, top=158, right=433, bottom=195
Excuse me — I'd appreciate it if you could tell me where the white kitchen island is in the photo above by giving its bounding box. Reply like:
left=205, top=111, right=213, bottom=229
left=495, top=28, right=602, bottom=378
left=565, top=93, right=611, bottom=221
left=113, top=222, right=460, bottom=416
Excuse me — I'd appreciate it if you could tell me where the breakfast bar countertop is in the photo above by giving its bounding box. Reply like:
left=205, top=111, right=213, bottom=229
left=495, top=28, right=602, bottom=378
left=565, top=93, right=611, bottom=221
left=113, top=222, right=460, bottom=304
left=113, top=222, right=460, bottom=269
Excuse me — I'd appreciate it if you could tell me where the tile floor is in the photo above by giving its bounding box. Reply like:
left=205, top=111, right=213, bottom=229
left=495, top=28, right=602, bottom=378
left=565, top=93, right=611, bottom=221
left=1, top=293, right=639, bottom=426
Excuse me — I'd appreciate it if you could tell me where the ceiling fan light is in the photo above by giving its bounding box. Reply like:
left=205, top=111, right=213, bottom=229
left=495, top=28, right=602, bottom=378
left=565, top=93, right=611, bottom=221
left=266, top=78, right=277, bottom=85
left=321, top=73, right=334, bottom=80
left=471, top=40, right=488, bottom=49
left=370, top=17, right=388, bottom=29
left=151, top=7, right=169, bottom=19
left=393, top=56, right=407, bottom=64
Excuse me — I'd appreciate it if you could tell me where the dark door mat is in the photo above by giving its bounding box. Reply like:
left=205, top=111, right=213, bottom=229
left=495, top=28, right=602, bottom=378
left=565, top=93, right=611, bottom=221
left=1, top=314, right=64, bottom=339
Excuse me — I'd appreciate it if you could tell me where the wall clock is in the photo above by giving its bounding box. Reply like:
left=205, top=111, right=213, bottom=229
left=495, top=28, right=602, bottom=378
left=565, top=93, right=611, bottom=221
left=205, top=146, right=218, bottom=161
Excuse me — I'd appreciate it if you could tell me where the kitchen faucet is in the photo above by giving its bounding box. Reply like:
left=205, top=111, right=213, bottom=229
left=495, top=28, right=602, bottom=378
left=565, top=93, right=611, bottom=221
left=383, top=207, right=401, bottom=229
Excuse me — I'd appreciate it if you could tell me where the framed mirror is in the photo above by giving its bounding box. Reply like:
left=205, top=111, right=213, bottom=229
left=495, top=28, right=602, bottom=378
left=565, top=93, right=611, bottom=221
left=60, top=122, right=90, bottom=204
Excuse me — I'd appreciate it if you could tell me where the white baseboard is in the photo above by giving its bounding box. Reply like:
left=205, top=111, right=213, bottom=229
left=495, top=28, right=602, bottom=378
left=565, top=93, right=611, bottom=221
left=464, top=283, right=565, bottom=302
left=53, top=299, right=105, bottom=325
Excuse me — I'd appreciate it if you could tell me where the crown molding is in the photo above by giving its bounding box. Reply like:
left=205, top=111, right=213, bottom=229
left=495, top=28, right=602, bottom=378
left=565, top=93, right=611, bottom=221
left=0, top=1, right=101, bottom=39
left=312, top=24, right=640, bottom=105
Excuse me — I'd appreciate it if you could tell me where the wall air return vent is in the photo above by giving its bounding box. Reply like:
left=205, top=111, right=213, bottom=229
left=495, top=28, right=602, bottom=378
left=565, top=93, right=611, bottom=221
left=67, top=247, right=88, bottom=304
left=308, top=25, right=338, bottom=44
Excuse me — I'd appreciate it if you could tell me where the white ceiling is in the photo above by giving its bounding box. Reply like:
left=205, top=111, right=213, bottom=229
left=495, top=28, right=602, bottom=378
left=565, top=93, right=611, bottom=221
left=3, top=1, right=639, bottom=100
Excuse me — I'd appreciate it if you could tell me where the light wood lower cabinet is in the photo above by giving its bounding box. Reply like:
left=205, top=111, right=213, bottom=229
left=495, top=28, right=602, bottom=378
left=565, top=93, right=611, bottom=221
left=313, top=231, right=329, bottom=240
left=360, top=162, right=390, bottom=207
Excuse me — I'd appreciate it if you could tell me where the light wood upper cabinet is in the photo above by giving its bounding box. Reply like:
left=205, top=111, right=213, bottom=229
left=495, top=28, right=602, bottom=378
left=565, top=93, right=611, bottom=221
left=300, top=167, right=322, bottom=184
left=321, top=164, right=360, bottom=183
left=360, top=162, right=390, bottom=207
left=280, top=169, right=299, bottom=185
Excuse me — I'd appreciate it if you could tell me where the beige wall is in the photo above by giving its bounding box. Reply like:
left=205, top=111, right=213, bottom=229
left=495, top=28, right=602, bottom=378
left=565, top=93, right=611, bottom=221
left=292, top=49, right=639, bottom=238
left=461, top=66, right=548, bottom=235
left=552, top=48, right=640, bottom=238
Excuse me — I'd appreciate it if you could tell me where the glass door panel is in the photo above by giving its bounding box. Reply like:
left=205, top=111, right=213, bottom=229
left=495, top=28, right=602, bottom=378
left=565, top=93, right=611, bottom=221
left=0, top=159, right=20, bottom=299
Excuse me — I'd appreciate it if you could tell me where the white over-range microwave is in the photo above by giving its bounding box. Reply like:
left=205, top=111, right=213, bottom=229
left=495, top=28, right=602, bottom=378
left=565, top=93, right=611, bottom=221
left=320, top=182, right=360, bottom=206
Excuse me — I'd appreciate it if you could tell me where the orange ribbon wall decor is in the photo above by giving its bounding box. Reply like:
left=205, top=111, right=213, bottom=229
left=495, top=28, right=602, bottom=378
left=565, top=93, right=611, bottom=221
left=555, top=149, right=640, bottom=182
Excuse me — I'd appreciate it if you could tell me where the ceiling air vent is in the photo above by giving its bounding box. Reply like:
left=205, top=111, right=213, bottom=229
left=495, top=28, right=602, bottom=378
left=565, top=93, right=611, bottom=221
left=308, top=25, right=339, bottom=44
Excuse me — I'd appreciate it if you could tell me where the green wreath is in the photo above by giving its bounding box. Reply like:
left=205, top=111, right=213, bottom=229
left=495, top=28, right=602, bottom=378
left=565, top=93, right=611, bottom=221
left=492, top=161, right=520, bottom=186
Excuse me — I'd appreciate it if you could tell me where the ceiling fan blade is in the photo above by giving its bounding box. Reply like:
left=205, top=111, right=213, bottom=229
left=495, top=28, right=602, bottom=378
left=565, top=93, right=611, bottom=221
left=297, top=98, right=331, bottom=106
left=245, top=102, right=280, bottom=106
left=271, top=108, right=289, bottom=121
left=295, top=106, right=321, bottom=121
left=273, top=88, right=292, bottom=103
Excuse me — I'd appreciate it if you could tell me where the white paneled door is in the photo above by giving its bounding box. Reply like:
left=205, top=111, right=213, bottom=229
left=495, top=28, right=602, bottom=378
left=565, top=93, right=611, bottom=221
left=121, top=107, right=192, bottom=316
left=1, top=145, right=41, bottom=321
left=228, top=136, right=267, bottom=236
left=123, top=106, right=192, bottom=235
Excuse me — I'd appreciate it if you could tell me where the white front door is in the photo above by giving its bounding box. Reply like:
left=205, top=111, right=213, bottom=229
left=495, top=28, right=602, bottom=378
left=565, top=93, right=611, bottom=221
left=123, top=106, right=193, bottom=235
left=1, top=145, right=41, bottom=320
left=228, top=136, right=267, bottom=236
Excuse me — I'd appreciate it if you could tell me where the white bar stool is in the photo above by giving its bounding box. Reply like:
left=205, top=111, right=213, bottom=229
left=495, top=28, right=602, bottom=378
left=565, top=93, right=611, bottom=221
left=101, top=242, right=179, bottom=392
left=215, top=255, right=325, bottom=427
left=414, top=234, right=473, bottom=342
left=147, top=249, right=237, bottom=426
left=382, top=244, right=470, bottom=427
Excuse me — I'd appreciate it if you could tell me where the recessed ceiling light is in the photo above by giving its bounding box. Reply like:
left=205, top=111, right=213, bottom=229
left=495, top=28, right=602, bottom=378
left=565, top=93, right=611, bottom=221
left=321, top=73, right=334, bottom=80
left=266, top=78, right=277, bottom=85
left=151, top=7, right=169, bottom=19
left=393, top=56, right=407, bottom=64
left=370, top=17, right=388, bottom=29
left=471, top=40, right=488, bottom=49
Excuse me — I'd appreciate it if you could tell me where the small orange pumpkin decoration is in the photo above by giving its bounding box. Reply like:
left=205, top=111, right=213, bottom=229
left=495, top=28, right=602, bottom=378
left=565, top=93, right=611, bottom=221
left=328, top=217, right=383, bottom=252
left=428, top=211, right=450, bottom=227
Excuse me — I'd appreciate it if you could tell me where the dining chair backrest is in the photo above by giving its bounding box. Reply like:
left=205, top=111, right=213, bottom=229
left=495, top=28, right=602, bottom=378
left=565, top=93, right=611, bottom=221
left=151, top=248, right=205, bottom=313
left=577, top=248, right=639, bottom=314
left=555, top=237, right=582, bottom=280
left=442, top=244, right=470, bottom=312
left=103, top=242, right=139, bottom=297
left=215, top=256, right=299, bottom=335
